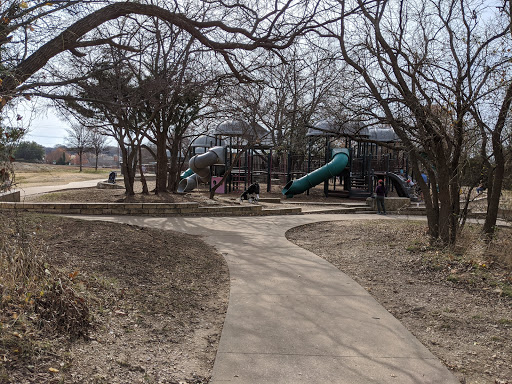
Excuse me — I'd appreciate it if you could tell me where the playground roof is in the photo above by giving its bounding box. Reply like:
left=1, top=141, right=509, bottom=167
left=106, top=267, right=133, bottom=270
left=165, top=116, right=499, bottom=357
left=215, top=119, right=251, bottom=136
left=307, top=120, right=400, bottom=142
left=367, top=127, right=400, bottom=142
left=307, top=120, right=367, bottom=137
left=191, top=135, right=226, bottom=148
left=214, top=119, right=273, bottom=148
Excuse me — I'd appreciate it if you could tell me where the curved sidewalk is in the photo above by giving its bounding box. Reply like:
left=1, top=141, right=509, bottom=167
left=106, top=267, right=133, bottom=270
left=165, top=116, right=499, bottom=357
left=14, top=179, right=106, bottom=197
left=70, top=214, right=459, bottom=384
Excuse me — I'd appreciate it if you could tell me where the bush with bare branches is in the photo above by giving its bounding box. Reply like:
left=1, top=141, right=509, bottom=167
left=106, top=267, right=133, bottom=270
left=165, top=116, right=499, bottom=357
left=0, top=212, right=91, bottom=377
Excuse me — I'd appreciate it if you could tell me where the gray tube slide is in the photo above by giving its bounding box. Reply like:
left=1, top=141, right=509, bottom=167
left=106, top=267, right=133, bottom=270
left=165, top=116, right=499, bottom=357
left=177, top=146, right=225, bottom=193
left=388, top=173, right=411, bottom=198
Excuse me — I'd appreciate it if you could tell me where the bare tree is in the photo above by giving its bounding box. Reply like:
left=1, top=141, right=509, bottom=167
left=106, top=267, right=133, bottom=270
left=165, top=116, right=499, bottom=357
left=58, top=18, right=225, bottom=195
left=90, top=130, right=108, bottom=171
left=323, top=0, right=510, bottom=244
left=65, top=124, right=92, bottom=172
left=1, top=1, right=322, bottom=109
left=61, top=62, right=146, bottom=195
left=132, top=18, right=216, bottom=194
left=214, top=40, right=343, bottom=179
left=467, top=2, right=512, bottom=238
left=0, top=0, right=327, bottom=197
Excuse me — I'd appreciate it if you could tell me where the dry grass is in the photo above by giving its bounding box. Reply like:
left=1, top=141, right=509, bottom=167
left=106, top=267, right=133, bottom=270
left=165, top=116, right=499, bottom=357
left=11, top=162, right=116, bottom=188
left=0, top=211, right=229, bottom=383
left=501, top=190, right=512, bottom=209
left=0, top=213, right=91, bottom=381
left=422, top=224, right=512, bottom=297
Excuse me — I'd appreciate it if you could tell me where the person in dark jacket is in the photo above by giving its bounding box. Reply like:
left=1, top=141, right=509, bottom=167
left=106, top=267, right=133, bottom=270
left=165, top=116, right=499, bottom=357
left=375, top=179, right=387, bottom=215
left=108, top=171, right=116, bottom=184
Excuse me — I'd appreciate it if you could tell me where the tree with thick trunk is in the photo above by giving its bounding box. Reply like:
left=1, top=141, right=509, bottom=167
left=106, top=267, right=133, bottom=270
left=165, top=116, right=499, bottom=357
left=482, top=82, right=512, bottom=237
left=57, top=63, right=146, bottom=195
left=323, top=0, right=509, bottom=244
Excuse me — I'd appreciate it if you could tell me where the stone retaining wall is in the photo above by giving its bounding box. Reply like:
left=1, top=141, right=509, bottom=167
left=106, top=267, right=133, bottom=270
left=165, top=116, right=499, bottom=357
left=0, top=202, right=199, bottom=215
left=0, top=201, right=292, bottom=216
left=96, top=181, right=124, bottom=189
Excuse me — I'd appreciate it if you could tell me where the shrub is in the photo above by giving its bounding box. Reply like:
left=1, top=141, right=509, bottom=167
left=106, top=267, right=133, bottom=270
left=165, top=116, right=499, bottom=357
left=0, top=213, right=91, bottom=373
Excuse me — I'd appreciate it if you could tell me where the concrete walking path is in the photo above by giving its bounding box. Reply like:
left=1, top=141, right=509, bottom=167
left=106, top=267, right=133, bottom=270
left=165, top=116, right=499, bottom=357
left=70, top=213, right=459, bottom=384
left=14, top=179, right=106, bottom=197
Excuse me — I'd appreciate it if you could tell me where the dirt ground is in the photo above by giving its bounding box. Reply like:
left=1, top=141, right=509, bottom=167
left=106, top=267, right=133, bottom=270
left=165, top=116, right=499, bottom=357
left=1, top=213, right=229, bottom=384
left=5, top=165, right=512, bottom=384
left=287, top=220, right=512, bottom=384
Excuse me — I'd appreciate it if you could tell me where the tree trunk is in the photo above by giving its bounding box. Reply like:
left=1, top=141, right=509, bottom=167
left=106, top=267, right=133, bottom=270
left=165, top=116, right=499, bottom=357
left=120, top=145, right=136, bottom=196
left=483, top=163, right=504, bottom=237
left=448, top=184, right=459, bottom=245
left=167, top=137, right=181, bottom=192
left=155, top=131, right=168, bottom=194
left=448, top=167, right=461, bottom=245
left=429, top=169, right=441, bottom=241
left=483, top=82, right=512, bottom=237
left=437, top=177, right=452, bottom=244
left=410, top=152, right=439, bottom=240
left=138, top=142, right=148, bottom=195
left=79, top=150, right=83, bottom=172
left=459, top=186, right=475, bottom=233
left=432, top=139, right=457, bottom=245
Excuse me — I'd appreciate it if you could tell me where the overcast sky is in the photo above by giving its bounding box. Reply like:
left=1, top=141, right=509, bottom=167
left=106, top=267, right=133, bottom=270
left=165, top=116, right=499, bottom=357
left=8, top=98, right=70, bottom=148
left=14, top=101, right=116, bottom=148
left=24, top=113, right=69, bottom=148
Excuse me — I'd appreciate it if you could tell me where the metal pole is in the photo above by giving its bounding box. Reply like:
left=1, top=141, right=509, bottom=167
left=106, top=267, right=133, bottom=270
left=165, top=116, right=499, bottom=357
left=307, top=137, right=312, bottom=196
left=267, top=150, right=272, bottom=193
left=324, top=137, right=330, bottom=197
left=347, top=142, right=352, bottom=192
left=287, top=152, right=292, bottom=183
left=386, top=153, right=390, bottom=192
left=229, top=136, right=232, bottom=193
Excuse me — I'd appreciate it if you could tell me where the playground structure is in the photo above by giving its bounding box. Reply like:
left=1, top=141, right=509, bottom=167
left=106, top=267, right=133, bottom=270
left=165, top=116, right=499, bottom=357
left=282, top=148, right=350, bottom=197
left=177, top=146, right=225, bottom=193
left=300, top=120, right=422, bottom=200
left=178, top=119, right=422, bottom=200
left=178, top=120, right=273, bottom=194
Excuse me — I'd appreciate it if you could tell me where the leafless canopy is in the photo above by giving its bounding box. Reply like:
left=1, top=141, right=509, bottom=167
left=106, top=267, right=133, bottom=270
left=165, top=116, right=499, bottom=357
left=0, top=0, right=325, bottom=106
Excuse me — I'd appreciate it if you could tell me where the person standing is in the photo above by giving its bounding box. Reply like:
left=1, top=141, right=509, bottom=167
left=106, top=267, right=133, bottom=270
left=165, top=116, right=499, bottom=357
left=375, top=179, right=387, bottom=215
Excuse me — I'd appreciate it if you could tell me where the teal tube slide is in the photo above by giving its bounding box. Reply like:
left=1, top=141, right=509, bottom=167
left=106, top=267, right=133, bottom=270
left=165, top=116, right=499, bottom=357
left=180, top=168, right=194, bottom=180
left=282, top=148, right=349, bottom=197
